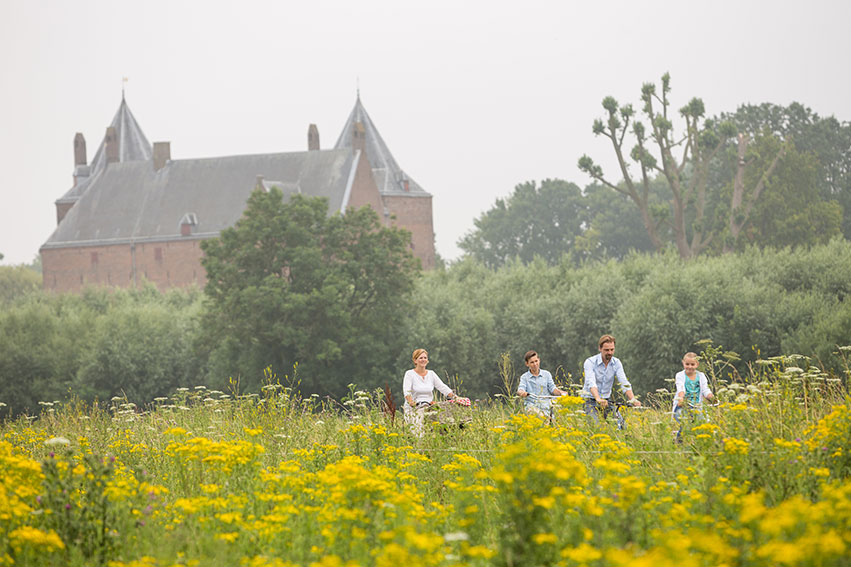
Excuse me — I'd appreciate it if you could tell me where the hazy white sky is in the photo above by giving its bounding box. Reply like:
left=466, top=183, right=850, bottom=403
left=1, top=0, right=850, bottom=265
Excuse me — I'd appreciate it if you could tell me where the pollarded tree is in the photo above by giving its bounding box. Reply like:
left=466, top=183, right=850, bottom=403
left=575, top=181, right=660, bottom=261
left=578, top=73, right=787, bottom=258
left=199, top=189, right=420, bottom=395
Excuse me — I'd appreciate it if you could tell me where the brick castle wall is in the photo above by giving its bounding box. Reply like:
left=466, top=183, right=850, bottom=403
left=383, top=194, right=435, bottom=270
left=42, top=239, right=206, bottom=292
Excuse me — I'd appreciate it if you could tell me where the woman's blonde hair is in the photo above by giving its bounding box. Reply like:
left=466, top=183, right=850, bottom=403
left=412, top=348, right=428, bottom=363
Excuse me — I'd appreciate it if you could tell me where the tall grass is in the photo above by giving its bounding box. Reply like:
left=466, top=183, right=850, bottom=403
left=1, top=348, right=849, bottom=566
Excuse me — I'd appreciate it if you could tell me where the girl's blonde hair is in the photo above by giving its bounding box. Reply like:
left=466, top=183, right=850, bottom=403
left=683, top=351, right=699, bottom=362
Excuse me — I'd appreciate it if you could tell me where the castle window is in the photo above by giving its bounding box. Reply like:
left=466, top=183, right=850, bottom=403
left=90, top=252, right=98, bottom=266
left=155, top=247, right=163, bottom=263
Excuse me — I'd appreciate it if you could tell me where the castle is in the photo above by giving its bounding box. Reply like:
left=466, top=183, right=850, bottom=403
left=40, top=94, right=435, bottom=292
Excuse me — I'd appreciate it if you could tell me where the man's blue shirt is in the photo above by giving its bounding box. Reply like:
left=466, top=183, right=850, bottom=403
left=582, top=354, right=632, bottom=399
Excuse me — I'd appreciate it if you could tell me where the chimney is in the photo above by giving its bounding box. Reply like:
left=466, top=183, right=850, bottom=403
left=308, top=124, right=320, bottom=151
left=74, top=133, right=87, bottom=166
left=352, top=121, right=366, bottom=153
left=153, top=142, right=171, bottom=171
left=72, top=133, right=90, bottom=188
left=104, top=127, right=119, bottom=164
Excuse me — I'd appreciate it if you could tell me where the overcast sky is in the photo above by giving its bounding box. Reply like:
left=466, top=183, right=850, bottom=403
left=2, top=0, right=850, bottom=266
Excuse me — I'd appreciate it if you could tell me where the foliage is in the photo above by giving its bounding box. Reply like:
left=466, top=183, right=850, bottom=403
left=200, top=190, right=420, bottom=397
left=575, top=182, right=657, bottom=260
left=458, top=179, right=588, bottom=268
left=458, top=179, right=656, bottom=267
left=39, top=450, right=121, bottom=564
left=0, top=265, right=41, bottom=305
left=0, top=298, right=91, bottom=416
left=74, top=300, right=200, bottom=403
left=723, top=101, right=851, bottom=238
left=3, top=242, right=851, bottom=416
left=0, top=287, right=202, bottom=417
left=731, top=136, right=842, bottom=248
left=413, top=241, right=851, bottom=399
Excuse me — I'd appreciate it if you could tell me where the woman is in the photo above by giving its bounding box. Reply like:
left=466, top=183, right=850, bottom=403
left=402, top=348, right=460, bottom=435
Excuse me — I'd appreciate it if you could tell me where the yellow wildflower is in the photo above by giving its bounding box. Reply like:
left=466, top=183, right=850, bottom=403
left=8, top=526, right=65, bottom=552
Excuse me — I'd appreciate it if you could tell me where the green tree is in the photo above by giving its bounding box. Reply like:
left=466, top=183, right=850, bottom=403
left=579, top=73, right=787, bottom=258
left=733, top=137, right=841, bottom=249
left=25, top=253, right=42, bottom=274
left=0, top=287, right=203, bottom=416
left=722, top=102, right=851, bottom=239
left=75, top=302, right=200, bottom=403
left=576, top=182, right=658, bottom=260
left=458, top=179, right=588, bottom=268
left=0, top=265, right=41, bottom=305
left=199, top=190, right=420, bottom=396
left=0, top=296, right=93, bottom=416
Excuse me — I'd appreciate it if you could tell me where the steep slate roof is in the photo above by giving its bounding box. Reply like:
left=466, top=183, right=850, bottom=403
left=42, top=149, right=361, bottom=249
left=57, top=95, right=153, bottom=204
left=334, top=95, right=429, bottom=197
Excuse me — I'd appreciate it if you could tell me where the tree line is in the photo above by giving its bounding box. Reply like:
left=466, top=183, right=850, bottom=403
left=462, top=87, right=849, bottom=268
left=2, top=238, right=850, bottom=416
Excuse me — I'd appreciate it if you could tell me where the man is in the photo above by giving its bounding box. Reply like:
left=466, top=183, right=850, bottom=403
left=517, top=350, right=566, bottom=418
left=582, top=334, right=640, bottom=421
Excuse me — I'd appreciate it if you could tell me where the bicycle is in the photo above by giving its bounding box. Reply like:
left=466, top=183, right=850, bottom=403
left=521, top=393, right=562, bottom=421
left=672, top=400, right=716, bottom=444
left=415, top=398, right=473, bottom=429
left=585, top=397, right=645, bottom=431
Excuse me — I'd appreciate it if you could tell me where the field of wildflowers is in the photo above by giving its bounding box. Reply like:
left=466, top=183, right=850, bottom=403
left=1, top=351, right=849, bottom=567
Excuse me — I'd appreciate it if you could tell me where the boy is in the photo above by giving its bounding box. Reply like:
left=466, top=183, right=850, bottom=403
left=517, top=350, right=566, bottom=418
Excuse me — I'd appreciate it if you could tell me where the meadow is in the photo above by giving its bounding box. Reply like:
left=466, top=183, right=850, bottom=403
left=1, top=350, right=849, bottom=567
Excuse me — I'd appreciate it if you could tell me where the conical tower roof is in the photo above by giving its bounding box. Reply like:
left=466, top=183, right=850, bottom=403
left=334, top=94, right=428, bottom=196
left=58, top=94, right=152, bottom=203
left=88, top=94, right=152, bottom=173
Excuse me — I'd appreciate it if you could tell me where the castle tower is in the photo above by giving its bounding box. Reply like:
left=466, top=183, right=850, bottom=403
left=334, top=94, right=435, bottom=269
left=55, top=95, right=153, bottom=225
